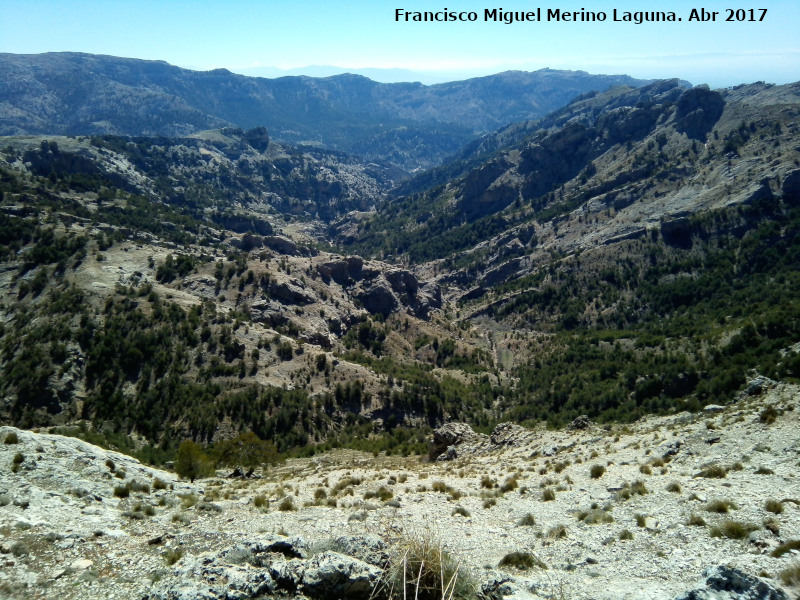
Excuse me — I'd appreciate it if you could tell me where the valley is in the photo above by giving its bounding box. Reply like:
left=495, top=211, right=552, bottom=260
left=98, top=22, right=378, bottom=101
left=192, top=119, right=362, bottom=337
left=0, top=52, right=799, bottom=599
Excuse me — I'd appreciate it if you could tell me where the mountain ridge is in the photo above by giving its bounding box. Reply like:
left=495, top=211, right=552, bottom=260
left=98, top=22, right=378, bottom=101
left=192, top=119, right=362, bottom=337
left=0, top=52, right=651, bottom=170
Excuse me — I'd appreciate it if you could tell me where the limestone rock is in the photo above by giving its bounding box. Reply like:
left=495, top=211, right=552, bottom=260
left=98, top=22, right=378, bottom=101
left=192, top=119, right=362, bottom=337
left=430, top=422, right=486, bottom=460
left=567, top=415, right=593, bottom=430
left=673, top=565, right=789, bottom=600
left=300, top=551, right=381, bottom=600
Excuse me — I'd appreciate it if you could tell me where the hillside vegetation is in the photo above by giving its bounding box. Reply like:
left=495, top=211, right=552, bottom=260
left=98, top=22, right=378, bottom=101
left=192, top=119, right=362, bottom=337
left=1, top=76, right=799, bottom=466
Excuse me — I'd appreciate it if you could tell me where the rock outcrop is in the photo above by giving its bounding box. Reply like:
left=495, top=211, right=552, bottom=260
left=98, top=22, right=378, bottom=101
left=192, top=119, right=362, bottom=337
left=674, top=566, right=789, bottom=600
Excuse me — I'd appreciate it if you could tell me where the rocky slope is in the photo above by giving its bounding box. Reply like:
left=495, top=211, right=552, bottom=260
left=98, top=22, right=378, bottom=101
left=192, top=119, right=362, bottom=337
left=0, top=53, right=650, bottom=170
left=1, top=383, right=798, bottom=599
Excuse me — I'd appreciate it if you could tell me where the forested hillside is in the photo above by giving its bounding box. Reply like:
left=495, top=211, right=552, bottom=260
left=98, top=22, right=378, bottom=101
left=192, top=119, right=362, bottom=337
left=1, top=76, right=799, bottom=465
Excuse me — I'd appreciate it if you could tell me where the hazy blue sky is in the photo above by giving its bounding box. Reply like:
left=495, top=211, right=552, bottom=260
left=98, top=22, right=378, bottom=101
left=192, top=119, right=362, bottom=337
left=1, top=0, right=798, bottom=87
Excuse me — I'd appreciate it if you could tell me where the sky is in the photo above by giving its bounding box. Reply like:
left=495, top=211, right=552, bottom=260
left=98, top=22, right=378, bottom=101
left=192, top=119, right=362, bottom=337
left=1, top=0, right=799, bottom=88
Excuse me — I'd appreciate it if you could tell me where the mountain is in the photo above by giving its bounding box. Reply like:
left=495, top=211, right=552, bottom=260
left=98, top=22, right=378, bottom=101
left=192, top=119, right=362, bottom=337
left=0, top=52, right=650, bottom=170
left=1, top=75, right=799, bottom=458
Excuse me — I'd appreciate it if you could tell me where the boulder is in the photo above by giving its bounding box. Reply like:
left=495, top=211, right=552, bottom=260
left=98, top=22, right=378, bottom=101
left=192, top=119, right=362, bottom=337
left=263, top=235, right=299, bottom=256
left=567, top=415, right=593, bottom=430
left=673, top=565, right=789, bottom=600
left=490, top=422, right=533, bottom=447
left=674, top=86, right=725, bottom=141
left=331, top=534, right=389, bottom=567
left=300, top=551, right=381, bottom=600
left=269, top=281, right=316, bottom=305
left=747, top=375, right=777, bottom=396
left=781, top=169, right=800, bottom=205
left=317, top=256, right=364, bottom=285
left=355, top=280, right=398, bottom=317
left=430, top=422, right=485, bottom=460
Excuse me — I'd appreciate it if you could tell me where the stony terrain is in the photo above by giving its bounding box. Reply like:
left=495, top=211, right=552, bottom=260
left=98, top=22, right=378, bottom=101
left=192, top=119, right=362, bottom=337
left=1, top=382, right=798, bottom=599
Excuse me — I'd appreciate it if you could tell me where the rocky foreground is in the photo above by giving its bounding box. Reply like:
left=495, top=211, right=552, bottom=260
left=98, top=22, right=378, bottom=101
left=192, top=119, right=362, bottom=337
left=1, top=384, right=799, bottom=600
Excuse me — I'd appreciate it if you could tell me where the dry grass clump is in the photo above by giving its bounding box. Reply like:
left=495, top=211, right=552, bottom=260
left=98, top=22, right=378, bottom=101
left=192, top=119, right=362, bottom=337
left=480, top=476, right=496, bottom=489
left=709, top=520, right=759, bottom=540
left=577, top=508, right=614, bottom=524
left=364, top=486, right=394, bottom=502
left=695, top=465, right=728, bottom=479
left=385, top=531, right=476, bottom=600
left=498, top=552, right=547, bottom=571
left=253, top=494, right=268, bottom=509
left=332, top=476, right=362, bottom=496
left=452, top=506, right=471, bottom=518
left=705, top=499, right=737, bottom=514
left=546, top=525, right=568, bottom=540
left=589, top=464, right=606, bottom=479
left=619, top=529, right=634, bottom=540
left=686, top=513, right=706, bottom=527
left=765, top=499, right=784, bottom=514
left=666, top=482, right=682, bottom=493
left=499, top=476, right=519, bottom=493
left=152, top=477, right=168, bottom=490
left=3, top=432, right=19, bottom=444
left=541, top=488, right=556, bottom=502
left=780, top=562, right=800, bottom=586
left=615, top=480, right=648, bottom=501
left=278, top=497, right=296, bottom=512
left=759, top=406, right=779, bottom=424
left=772, top=540, right=800, bottom=558
left=517, top=513, right=536, bottom=527
left=754, top=467, right=774, bottom=475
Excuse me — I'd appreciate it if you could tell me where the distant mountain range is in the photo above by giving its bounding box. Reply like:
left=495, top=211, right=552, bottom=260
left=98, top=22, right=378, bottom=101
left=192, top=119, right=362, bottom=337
left=0, top=52, right=650, bottom=170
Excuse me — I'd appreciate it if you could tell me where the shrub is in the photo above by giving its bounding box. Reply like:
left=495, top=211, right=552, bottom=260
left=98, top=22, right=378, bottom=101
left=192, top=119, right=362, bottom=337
left=687, top=513, right=706, bottom=527
left=705, top=499, right=737, bottom=514
left=546, top=525, right=567, bottom=539
left=385, top=532, right=475, bottom=600
left=483, top=498, right=497, bottom=509
left=619, top=529, right=634, bottom=540
left=278, top=497, right=296, bottom=512
left=635, top=514, right=647, bottom=527
left=452, top=506, right=470, bottom=518
left=696, top=465, right=727, bottom=478
left=153, top=477, right=168, bottom=490
left=129, top=480, right=151, bottom=494
left=578, top=509, right=614, bottom=524
left=105, top=459, right=115, bottom=471
left=12, top=452, right=24, bottom=465
left=541, top=488, right=556, bottom=502
left=253, top=494, right=268, bottom=509
left=517, top=513, right=536, bottom=527
left=500, top=476, right=518, bottom=493
left=113, top=484, right=130, bottom=498
left=759, top=406, right=778, bottom=424
left=590, top=464, right=605, bottom=479
left=763, top=517, right=780, bottom=535
left=780, top=562, right=800, bottom=586
left=772, top=540, right=800, bottom=558
left=164, top=548, right=184, bottom=566
left=639, top=465, right=652, bottom=475
left=3, top=432, right=19, bottom=444
left=498, top=552, right=547, bottom=570
left=175, top=440, right=214, bottom=482
left=666, top=482, right=682, bottom=493
left=754, top=467, right=774, bottom=475
left=710, top=520, right=759, bottom=539
left=765, top=499, right=784, bottom=514
left=480, top=476, right=496, bottom=489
